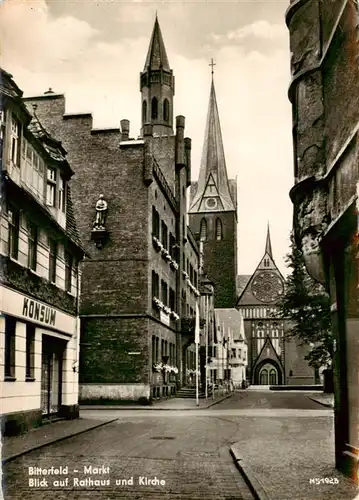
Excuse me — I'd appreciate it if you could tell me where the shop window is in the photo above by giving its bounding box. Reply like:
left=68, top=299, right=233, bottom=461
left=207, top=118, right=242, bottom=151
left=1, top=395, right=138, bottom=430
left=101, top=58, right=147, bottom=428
left=28, top=221, right=38, bottom=271
left=26, top=324, right=35, bottom=380
left=65, top=251, right=73, bottom=292
left=5, top=317, right=16, bottom=380
left=8, top=205, right=19, bottom=260
left=48, top=238, right=57, bottom=283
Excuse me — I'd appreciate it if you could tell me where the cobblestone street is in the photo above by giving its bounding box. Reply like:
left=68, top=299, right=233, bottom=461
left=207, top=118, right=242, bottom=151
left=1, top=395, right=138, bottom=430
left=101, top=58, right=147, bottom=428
left=3, top=415, right=254, bottom=500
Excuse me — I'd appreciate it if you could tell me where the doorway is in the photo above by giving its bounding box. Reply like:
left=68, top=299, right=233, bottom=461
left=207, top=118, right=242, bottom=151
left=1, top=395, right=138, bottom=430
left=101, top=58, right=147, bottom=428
left=41, top=336, right=65, bottom=416
left=258, top=363, right=279, bottom=385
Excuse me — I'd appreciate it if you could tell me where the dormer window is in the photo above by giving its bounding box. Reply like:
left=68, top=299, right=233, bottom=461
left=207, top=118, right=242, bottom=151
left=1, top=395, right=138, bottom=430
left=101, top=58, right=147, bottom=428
left=46, top=167, right=57, bottom=206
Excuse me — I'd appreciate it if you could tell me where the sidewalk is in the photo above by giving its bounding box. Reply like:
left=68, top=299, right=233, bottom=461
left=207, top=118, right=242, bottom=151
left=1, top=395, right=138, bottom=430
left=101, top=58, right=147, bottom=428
left=230, top=414, right=358, bottom=500
left=307, top=392, right=334, bottom=408
left=80, top=392, right=233, bottom=411
left=2, top=417, right=118, bottom=463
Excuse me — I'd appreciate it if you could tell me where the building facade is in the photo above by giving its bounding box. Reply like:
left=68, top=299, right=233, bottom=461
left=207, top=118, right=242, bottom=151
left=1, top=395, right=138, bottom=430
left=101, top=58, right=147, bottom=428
left=236, top=226, right=315, bottom=385
left=23, top=17, right=200, bottom=403
left=189, top=77, right=238, bottom=309
left=286, top=0, right=359, bottom=479
left=0, top=69, right=85, bottom=435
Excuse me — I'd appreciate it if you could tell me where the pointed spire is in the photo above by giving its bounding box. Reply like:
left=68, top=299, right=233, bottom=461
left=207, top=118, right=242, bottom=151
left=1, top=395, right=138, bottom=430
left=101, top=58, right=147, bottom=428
left=265, top=222, right=273, bottom=258
left=143, top=15, right=170, bottom=71
left=189, top=76, right=235, bottom=213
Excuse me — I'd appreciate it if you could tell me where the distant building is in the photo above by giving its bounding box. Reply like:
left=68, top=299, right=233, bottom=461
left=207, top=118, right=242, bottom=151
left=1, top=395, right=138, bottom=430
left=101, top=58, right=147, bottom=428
left=213, top=308, right=248, bottom=388
left=189, top=77, right=238, bottom=308
left=236, top=226, right=315, bottom=385
left=23, top=16, right=201, bottom=402
left=286, top=0, right=359, bottom=480
left=0, top=69, right=85, bottom=435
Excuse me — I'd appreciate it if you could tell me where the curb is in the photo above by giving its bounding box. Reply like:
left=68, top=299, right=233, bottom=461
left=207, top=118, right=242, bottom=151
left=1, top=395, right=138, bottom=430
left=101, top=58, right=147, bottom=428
left=80, top=393, right=233, bottom=411
left=3, top=418, right=119, bottom=464
left=307, top=395, right=334, bottom=409
left=230, top=446, right=272, bottom=500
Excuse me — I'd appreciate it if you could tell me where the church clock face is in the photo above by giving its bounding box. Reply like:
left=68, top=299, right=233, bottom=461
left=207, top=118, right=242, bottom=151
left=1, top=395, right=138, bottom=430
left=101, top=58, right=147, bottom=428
left=251, top=272, right=284, bottom=302
left=205, top=197, right=218, bottom=210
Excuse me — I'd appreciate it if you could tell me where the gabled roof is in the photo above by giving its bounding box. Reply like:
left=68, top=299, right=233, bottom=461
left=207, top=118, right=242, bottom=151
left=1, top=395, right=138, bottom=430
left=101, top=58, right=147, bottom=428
left=143, top=15, right=170, bottom=71
left=236, top=275, right=251, bottom=298
left=214, top=308, right=247, bottom=342
left=189, top=78, right=235, bottom=214
left=236, top=225, right=285, bottom=306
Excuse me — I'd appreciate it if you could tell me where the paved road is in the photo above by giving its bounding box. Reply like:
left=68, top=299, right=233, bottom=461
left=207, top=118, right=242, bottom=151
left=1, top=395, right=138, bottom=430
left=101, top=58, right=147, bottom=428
left=211, top=390, right=326, bottom=410
left=3, top=416, right=255, bottom=500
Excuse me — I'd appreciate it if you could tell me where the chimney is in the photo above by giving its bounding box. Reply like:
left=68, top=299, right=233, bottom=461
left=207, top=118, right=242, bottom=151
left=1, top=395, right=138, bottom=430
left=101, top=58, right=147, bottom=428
left=184, top=137, right=192, bottom=187
left=120, top=119, right=130, bottom=141
left=175, top=115, right=185, bottom=168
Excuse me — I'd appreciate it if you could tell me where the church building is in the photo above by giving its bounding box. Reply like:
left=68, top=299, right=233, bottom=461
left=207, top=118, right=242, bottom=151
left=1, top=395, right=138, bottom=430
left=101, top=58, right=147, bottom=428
left=236, top=225, right=315, bottom=386
left=188, top=76, right=237, bottom=309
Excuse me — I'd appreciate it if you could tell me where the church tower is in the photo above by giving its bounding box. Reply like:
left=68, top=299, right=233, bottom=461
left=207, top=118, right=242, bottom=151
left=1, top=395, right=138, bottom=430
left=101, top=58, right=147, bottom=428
left=140, top=15, right=175, bottom=137
left=189, top=72, right=238, bottom=308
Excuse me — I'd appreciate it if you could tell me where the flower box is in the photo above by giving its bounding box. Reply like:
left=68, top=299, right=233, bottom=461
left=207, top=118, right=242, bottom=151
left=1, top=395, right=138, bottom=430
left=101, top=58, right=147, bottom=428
left=152, top=236, right=163, bottom=252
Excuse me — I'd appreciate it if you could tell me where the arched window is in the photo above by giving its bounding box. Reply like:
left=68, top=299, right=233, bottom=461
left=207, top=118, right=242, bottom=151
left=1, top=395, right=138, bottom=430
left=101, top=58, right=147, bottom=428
left=151, top=97, right=158, bottom=120
left=200, top=218, right=207, bottom=241
left=142, top=100, right=147, bottom=123
left=215, top=218, right=223, bottom=240
left=163, top=98, right=169, bottom=121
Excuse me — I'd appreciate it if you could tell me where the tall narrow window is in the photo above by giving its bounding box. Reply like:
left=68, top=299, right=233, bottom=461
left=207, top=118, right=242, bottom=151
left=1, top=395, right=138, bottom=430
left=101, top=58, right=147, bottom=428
left=155, top=337, right=159, bottom=362
left=161, top=339, right=165, bottom=360
left=200, top=218, right=207, bottom=241
left=161, top=221, right=168, bottom=249
left=46, top=167, right=57, bottom=207
left=161, top=280, right=168, bottom=306
left=152, top=206, right=160, bottom=239
left=163, top=98, right=169, bottom=122
left=152, top=336, right=156, bottom=364
left=5, top=317, right=16, bottom=379
left=48, top=238, right=57, bottom=283
left=28, top=221, right=38, bottom=271
left=10, top=114, right=20, bottom=166
left=215, top=218, right=223, bottom=240
left=65, top=251, right=73, bottom=292
left=58, top=176, right=66, bottom=213
left=142, top=100, right=147, bottom=123
left=26, top=324, right=35, bottom=380
left=169, top=288, right=175, bottom=311
left=8, top=205, right=19, bottom=260
left=152, top=271, right=159, bottom=299
left=151, top=97, right=158, bottom=120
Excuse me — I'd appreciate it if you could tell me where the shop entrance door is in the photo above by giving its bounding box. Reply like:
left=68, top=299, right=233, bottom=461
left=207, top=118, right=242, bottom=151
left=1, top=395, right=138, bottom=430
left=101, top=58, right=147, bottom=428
left=41, top=336, right=64, bottom=416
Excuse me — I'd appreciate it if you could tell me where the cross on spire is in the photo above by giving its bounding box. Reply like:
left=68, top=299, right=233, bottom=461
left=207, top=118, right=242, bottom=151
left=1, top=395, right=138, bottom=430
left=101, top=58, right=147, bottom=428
left=209, top=58, right=216, bottom=76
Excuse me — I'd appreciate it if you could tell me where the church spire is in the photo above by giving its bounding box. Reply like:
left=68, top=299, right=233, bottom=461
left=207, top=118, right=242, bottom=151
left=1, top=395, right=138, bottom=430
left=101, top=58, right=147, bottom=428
left=140, top=16, right=174, bottom=136
left=143, top=15, right=170, bottom=71
left=189, top=75, right=235, bottom=213
left=265, top=222, right=273, bottom=258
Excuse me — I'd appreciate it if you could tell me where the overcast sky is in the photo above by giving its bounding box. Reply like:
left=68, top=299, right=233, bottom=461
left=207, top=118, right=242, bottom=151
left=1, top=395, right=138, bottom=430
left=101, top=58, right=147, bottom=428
left=1, top=0, right=294, bottom=277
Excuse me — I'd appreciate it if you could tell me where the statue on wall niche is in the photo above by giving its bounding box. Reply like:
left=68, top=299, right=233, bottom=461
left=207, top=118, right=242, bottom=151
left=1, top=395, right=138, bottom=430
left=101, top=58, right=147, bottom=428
left=93, top=194, right=108, bottom=229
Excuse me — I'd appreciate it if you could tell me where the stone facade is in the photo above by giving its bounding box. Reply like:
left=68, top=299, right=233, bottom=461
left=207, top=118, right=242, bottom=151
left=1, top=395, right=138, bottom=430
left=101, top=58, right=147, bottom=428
left=236, top=227, right=315, bottom=386
left=286, top=0, right=359, bottom=480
